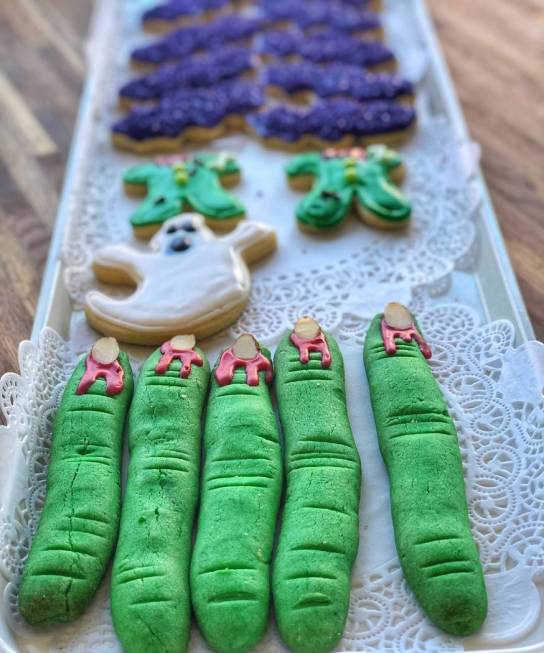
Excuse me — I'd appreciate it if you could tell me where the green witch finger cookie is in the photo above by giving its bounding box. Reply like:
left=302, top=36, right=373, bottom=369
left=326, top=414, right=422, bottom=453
left=19, top=338, right=133, bottom=626
left=191, top=334, right=282, bottom=653
left=111, top=334, right=210, bottom=653
left=273, top=318, right=362, bottom=653
left=124, top=152, right=245, bottom=238
left=363, top=302, right=487, bottom=636
left=286, top=145, right=411, bottom=232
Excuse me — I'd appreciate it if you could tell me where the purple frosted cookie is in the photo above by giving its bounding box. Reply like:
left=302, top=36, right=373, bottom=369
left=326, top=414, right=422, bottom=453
left=264, top=62, right=413, bottom=102
left=248, top=98, right=416, bottom=146
left=131, top=15, right=264, bottom=67
left=328, top=0, right=380, bottom=6
left=112, top=80, right=264, bottom=151
left=142, top=0, right=232, bottom=29
left=258, top=29, right=396, bottom=69
left=260, top=0, right=382, bottom=36
left=120, top=47, right=254, bottom=105
left=258, top=30, right=300, bottom=59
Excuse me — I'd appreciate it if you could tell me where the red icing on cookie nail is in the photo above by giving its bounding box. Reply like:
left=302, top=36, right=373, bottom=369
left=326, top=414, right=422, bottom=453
left=155, top=339, right=203, bottom=378
left=380, top=319, right=432, bottom=359
left=215, top=348, right=273, bottom=386
left=76, top=354, right=124, bottom=396
left=290, top=331, right=331, bottom=368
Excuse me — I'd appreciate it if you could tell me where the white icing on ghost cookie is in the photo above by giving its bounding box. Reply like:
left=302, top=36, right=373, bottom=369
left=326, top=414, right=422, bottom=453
left=85, top=213, right=277, bottom=345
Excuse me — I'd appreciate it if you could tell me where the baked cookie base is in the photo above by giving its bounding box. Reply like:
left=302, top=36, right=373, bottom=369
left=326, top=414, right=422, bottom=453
left=289, top=161, right=409, bottom=232
left=287, top=163, right=406, bottom=192
left=142, top=0, right=250, bottom=33
left=112, top=114, right=251, bottom=153
left=118, top=70, right=257, bottom=112
left=124, top=172, right=244, bottom=237
left=130, top=36, right=254, bottom=71
left=87, top=229, right=277, bottom=345
left=259, top=53, right=398, bottom=73
left=253, top=123, right=417, bottom=153
left=297, top=206, right=410, bottom=234
left=84, top=298, right=247, bottom=345
left=266, top=85, right=415, bottom=107
left=113, top=120, right=415, bottom=154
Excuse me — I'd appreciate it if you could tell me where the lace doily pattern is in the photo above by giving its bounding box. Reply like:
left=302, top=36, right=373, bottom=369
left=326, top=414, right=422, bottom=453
left=1, top=302, right=543, bottom=651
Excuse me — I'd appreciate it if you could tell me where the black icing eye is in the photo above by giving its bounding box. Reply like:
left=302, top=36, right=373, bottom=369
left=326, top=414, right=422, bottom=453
left=154, top=196, right=167, bottom=206
left=181, top=221, right=196, bottom=232
left=166, top=224, right=178, bottom=234
left=170, top=236, right=191, bottom=252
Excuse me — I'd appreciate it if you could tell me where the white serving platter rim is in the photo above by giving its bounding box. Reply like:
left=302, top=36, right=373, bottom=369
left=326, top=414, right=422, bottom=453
left=2, top=0, right=541, bottom=652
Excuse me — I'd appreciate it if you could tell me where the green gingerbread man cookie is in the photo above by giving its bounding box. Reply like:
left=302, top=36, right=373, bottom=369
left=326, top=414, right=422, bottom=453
left=124, top=152, right=245, bottom=238
left=286, top=145, right=411, bottom=232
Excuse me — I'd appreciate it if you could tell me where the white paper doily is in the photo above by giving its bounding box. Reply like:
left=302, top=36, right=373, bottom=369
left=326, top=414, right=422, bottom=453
left=0, top=0, right=540, bottom=651
left=1, top=299, right=543, bottom=652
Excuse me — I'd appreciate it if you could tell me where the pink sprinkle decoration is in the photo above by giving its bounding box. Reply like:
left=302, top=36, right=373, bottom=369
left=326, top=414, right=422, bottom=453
left=154, top=153, right=189, bottom=166
left=323, top=146, right=367, bottom=160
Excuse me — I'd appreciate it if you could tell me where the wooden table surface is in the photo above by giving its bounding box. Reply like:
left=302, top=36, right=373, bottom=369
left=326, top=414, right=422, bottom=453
left=0, top=0, right=542, bottom=378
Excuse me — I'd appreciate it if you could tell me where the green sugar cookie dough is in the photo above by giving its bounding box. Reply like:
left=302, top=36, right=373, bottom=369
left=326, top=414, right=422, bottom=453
left=111, top=334, right=210, bottom=653
left=363, top=302, right=487, bottom=636
left=124, top=153, right=245, bottom=238
left=19, top=337, right=133, bottom=626
left=273, top=318, right=362, bottom=653
left=191, top=334, right=282, bottom=653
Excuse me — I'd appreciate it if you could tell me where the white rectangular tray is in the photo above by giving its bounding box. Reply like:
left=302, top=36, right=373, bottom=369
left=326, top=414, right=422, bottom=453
left=0, top=1, right=542, bottom=652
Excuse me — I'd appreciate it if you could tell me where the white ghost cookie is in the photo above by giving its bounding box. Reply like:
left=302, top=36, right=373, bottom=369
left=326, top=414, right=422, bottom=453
left=85, top=213, right=277, bottom=345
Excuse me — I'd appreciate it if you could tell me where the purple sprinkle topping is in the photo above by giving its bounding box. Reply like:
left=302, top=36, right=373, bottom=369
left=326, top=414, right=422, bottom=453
left=120, top=47, right=253, bottom=101
left=248, top=98, right=416, bottom=142
left=113, top=80, right=264, bottom=140
left=264, top=62, right=413, bottom=101
left=259, top=29, right=395, bottom=67
left=258, top=30, right=300, bottom=58
left=143, top=0, right=231, bottom=22
left=330, top=0, right=374, bottom=5
left=132, top=16, right=264, bottom=65
left=260, top=0, right=381, bottom=34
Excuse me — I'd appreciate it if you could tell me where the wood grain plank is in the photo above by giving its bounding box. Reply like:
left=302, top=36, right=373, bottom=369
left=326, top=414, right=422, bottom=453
left=427, top=0, right=544, bottom=339
left=0, top=71, right=57, bottom=156
left=0, top=0, right=92, bottom=382
left=2, top=0, right=85, bottom=76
